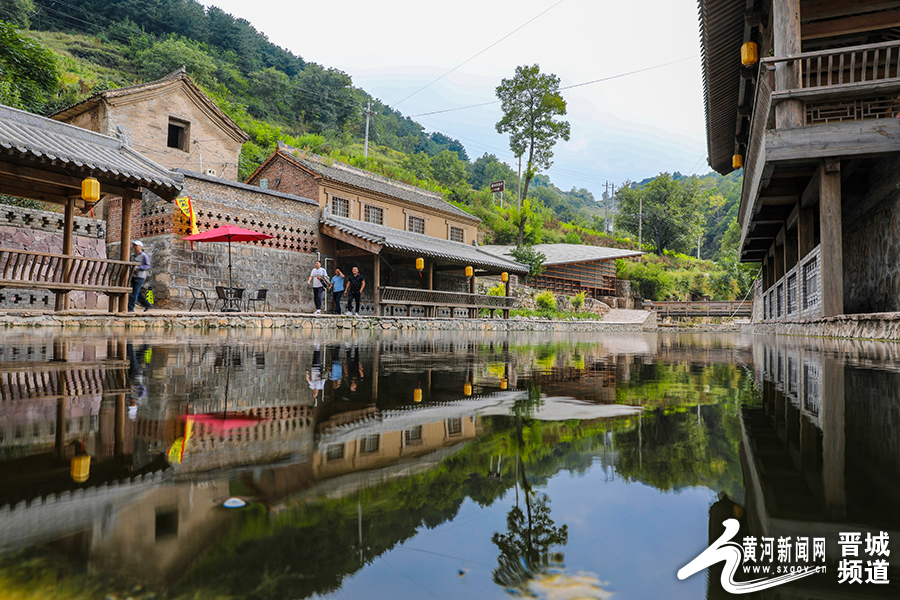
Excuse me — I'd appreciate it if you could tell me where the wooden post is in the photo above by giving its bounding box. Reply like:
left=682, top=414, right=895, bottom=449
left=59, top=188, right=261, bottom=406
left=54, top=197, right=76, bottom=311
left=821, top=356, right=846, bottom=519
left=773, top=0, right=804, bottom=128
left=784, top=229, right=798, bottom=272
left=426, top=260, right=434, bottom=317
left=819, top=160, right=843, bottom=317
left=373, top=254, right=381, bottom=316
left=118, top=190, right=134, bottom=313
left=469, top=273, right=476, bottom=318
left=115, top=392, right=126, bottom=459
left=503, top=278, right=511, bottom=319
left=798, top=207, right=816, bottom=259
left=774, top=243, right=785, bottom=281
left=761, top=257, right=769, bottom=292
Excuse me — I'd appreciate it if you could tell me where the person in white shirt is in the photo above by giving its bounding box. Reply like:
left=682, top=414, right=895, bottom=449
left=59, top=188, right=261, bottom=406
left=307, top=260, right=327, bottom=314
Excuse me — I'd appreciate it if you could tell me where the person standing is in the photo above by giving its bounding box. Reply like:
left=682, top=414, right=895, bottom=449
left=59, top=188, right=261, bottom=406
left=307, top=260, right=327, bottom=314
left=330, top=267, right=346, bottom=314
left=128, top=240, right=152, bottom=312
left=346, top=265, right=365, bottom=316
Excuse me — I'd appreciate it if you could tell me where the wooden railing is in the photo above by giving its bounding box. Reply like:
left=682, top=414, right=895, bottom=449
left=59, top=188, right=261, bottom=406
left=0, top=249, right=135, bottom=310
left=379, top=286, right=515, bottom=318
left=644, top=300, right=751, bottom=319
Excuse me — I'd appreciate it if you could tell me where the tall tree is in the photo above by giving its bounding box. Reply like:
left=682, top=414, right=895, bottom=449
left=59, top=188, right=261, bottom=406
left=616, top=173, right=704, bottom=256
left=495, top=64, right=570, bottom=246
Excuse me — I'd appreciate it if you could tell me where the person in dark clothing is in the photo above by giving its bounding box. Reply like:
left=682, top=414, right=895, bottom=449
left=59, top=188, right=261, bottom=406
left=346, top=266, right=365, bottom=316
left=128, top=240, right=152, bottom=312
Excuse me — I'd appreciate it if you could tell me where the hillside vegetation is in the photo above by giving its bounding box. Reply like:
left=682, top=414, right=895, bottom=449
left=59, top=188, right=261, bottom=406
left=0, top=0, right=756, bottom=300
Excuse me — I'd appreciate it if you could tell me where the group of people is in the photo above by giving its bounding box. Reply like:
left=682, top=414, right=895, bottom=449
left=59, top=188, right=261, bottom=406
left=308, top=261, right=366, bottom=315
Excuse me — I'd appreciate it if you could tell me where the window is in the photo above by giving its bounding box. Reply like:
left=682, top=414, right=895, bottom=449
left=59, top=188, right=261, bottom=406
left=446, top=418, right=462, bottom=437
left=404, top=426, right=423, bottom=446
left=364, top=205, right=383, bottom=225
left=167, top=118, right=190, bottom=151
left=408, top=215, right=425, bottom=234
left=786, top=274, right=797, bottom=314
left=155, top=509, right=178, bottom=540
left=326, top=443, right=345, bottom=461
left=332, top=197, right=350, bottom=218
left=776, top=283, right=783, bottom=318
left=802, top=257, right=818, bottom=309
left=360, top=434, right=380, bottom=454
left=449, top=226, right=465, bottom=243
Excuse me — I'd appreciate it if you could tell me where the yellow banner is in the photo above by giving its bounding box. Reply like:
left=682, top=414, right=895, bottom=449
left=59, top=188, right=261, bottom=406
left=175, top=196, right=198, bottom=235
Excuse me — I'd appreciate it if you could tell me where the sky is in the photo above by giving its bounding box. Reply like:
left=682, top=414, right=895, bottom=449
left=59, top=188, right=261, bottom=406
left=202, top=0, right=709, bottom=201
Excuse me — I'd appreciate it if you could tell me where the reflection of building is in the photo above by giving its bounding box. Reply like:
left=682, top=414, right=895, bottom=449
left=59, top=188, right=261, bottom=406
left=736, top=337, right=900, bottom=596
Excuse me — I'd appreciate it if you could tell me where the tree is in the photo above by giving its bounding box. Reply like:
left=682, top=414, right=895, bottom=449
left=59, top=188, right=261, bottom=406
left=136, top=37, right=218, bottom=88
left=0, top=21, right=59, bottom=113
left=616, top=173, right=704, bottom=256
left=428, top=149, right=467, bottom=188
left=0, top=0, right=35, bottom=28
left=510, top=244, right=545, bottom=281
left=495, top=64, right=570, bottom=246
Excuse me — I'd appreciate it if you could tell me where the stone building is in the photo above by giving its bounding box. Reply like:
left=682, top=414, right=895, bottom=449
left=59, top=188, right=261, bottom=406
left=698, top=0, right=900, bottom=323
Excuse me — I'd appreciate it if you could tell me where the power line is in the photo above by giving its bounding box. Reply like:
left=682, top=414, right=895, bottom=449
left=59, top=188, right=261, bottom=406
left=391, top=0, right=567, bottom=107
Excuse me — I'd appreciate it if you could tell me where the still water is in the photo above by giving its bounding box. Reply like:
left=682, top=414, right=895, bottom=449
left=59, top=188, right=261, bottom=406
left=0, top=330, right=898, bottom=599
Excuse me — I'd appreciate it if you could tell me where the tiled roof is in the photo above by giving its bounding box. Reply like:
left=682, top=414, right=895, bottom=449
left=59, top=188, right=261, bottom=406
left=0, top=103, right=184, bottom=200
left=478, top=243, right=642, bottom=266
left=281, top=145, right=479, bottom=223
left=322, top=214, right=528, bottom=274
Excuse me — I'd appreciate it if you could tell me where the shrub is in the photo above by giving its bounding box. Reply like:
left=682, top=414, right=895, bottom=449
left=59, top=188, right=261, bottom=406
left=535, top=291, right=556, bottom=311
left=486, top=282, right=506, bottom=297
left=571, top=291, right=585, bottom=312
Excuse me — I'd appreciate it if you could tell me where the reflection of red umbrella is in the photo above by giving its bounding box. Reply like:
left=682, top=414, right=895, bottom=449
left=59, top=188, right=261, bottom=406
left=182, top=225, right=274, bottom=310
left=183, top=412, right=267, bottom=433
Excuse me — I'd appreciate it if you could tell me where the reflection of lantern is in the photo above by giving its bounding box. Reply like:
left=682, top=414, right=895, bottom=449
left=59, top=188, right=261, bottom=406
left=464, top=382, right=472, bottom=396
left=465, top=266, right=473, bottom=278
left=500, top=378, right=508, bottom=390
left=732, top=154, right=743, bottom=169
left=733, top=504, right=745, bottom=519
left=81, top=177, right=100, bottom=203
left=414, top=388, right=423, bottom=403
left=71, top=454, right=91, bottom=482
left=501, top=272, right=509, bottom=283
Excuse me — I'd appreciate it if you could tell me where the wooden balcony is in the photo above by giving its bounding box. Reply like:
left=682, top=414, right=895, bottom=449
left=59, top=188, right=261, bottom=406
left=378, top=286, right=515, bottom=318
left=758, top=245, right=822, bottom=323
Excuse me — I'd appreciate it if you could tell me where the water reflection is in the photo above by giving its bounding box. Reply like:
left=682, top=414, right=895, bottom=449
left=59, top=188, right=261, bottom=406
left=0, top=331, right=897, bottom=598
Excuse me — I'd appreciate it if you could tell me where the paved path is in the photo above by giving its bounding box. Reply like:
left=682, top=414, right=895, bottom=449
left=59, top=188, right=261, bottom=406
left=602, top=309, right=655, bottom=325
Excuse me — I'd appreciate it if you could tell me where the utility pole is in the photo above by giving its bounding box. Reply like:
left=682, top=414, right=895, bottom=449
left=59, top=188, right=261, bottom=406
left=604, top=181, right=609, bottom=235
left=363, top=101, right=372, bottom=166
left=638, top=194, right=643, bottom=263
left=697, top=234, right=702, bottom=259
left=610, top=183, right=616, bottom=237
left=517, top=155, right=522, bottom=212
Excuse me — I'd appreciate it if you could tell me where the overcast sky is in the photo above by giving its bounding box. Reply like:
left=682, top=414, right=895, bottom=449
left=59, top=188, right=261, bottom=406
left=203, top=0, right=708, bottom=200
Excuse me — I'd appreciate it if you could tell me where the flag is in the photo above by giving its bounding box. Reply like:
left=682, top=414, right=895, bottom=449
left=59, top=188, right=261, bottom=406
left=175, top=196, right=199, bottom=249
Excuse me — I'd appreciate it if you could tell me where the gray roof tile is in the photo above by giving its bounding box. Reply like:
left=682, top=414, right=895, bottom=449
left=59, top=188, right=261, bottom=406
left=322, top=214, right=528, bottom=274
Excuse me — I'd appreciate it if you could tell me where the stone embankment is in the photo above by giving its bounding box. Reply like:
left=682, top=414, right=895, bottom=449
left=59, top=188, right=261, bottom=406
left=743, top=312, right=900, bottom=341
left=0, top=309, right=658, bottom=332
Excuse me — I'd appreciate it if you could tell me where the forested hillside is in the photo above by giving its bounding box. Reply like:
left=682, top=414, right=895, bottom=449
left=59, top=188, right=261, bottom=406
left=0, top=0, right=755, bottom=299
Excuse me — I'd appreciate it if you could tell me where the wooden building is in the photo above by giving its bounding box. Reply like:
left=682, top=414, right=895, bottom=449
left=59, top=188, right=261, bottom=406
left=479, top=243, right=641, bottom=300
left=699, top=0, right=900, bottom=322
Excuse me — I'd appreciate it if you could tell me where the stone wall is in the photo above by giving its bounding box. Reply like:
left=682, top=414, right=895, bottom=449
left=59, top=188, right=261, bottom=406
left=0, top=204, right=110, bottom=309
left=843, top=154, right=900, bottom=314
left=743, top=312, right=900, bottom=341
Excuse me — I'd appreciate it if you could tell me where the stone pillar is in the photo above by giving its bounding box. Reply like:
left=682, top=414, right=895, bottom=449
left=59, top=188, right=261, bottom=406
left=773, top=0, right=804, bottom=128
left=819, top=160, right=843, bottom=317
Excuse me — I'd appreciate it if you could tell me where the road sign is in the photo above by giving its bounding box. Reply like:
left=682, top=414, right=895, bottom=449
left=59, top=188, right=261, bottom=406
left=490, top=181, right=505, bottom=193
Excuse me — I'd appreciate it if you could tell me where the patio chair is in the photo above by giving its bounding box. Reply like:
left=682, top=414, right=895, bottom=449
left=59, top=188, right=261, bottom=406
left=246, top=289, right=270, bottom=312
left=213, top=286, right=228, bottom=311
left=188, top=286, right=210, bottom=312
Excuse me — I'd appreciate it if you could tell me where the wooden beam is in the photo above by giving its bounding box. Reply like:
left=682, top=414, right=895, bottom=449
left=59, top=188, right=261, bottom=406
left=802, top=7, right=900, bottom=40
left=320, top=224, right=383, bottom=255
left=766, top=119, right=900, bottom=162
left=786, top=203, right=800, bottom=230
left=0, top=161, right=134, bottom=198
left=335, top=249, right=372, bottom=258
left=801, top=0, right=900, bottom=22
left=774, top=0, right=804, bottom=127
left=818, top=159, right=843, bottom=316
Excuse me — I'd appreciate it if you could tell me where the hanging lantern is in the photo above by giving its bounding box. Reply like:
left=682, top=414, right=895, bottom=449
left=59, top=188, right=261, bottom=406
left=414, top=387, right=423, bottom=403
left=500, top=378, right=508, bottom=390
left=416, top=257, right=424, bottom=271
left=81, top=177, right=100, bottom=203
left=465, top=266, right=473, bottom=278
left=71, top=454, right=91, bottom=482
left=733, top=154, right=743, bottom=169
left=501, top=272, right=509, bottom=283
left=464, top=382, right=472, bottom=396
left=741, top=42, right=758, bottom=66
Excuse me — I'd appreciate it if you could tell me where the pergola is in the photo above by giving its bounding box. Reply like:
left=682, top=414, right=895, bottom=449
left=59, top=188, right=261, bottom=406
left=0, top=103, right=183, bottom=311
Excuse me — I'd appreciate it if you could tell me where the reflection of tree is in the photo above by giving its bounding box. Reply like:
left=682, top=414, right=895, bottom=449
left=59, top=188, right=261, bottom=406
left=512, top=381, right=543, bottom=419
left=492, top=492, right=568, bottom=591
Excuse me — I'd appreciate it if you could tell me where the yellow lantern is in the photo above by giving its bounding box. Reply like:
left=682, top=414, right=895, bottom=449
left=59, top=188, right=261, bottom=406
left=501, top=272, right=509, bottom=283
left=464, top=382, right=472, bottom=396
left=741, top=42, right=758, bottom=66
left=81, top=177, right=100, bottom=203
left=732, top=154, right=743, bottom=169
left=500, top=378, right=508, bottom=390
left=416, top=257, right=424, bottom=271
left=414, top=388, right=423, bottom=403
left=71, top=454, right=91, bottom=483
left=465, top=266, right=473, bottom=278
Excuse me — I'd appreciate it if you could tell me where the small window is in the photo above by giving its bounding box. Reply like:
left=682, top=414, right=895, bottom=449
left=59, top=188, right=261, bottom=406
left=155, top=509, right=178, bottom=540
left=446, top=418, right=462, bottom=437
left=332, top=197, right=350, bottom=218
left=364, top=205, right=384, bottom=225
left=404, top=426, right=423, bottom=446
left=326, top=443, right=345, bottom=461
left=360, top=434, right=380, bottom=454
left=259, top=178, right=268, bottom=189
left=408, top=215, right=425, bottom=234
left=167, top=118, right=190, bottom=152
left=449, top=226, right=464, bottom=243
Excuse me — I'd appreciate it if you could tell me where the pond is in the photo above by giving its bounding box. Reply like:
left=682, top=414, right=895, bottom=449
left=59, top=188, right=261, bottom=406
left=0, top=330, right=898, bottom=599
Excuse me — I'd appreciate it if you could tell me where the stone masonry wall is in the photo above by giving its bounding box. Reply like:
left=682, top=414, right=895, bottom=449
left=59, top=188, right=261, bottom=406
left=0, top=204, right=109, bottom=309
left=109, top=171, right=321, bottom=311
left=247, top=155, right=320, bottom=202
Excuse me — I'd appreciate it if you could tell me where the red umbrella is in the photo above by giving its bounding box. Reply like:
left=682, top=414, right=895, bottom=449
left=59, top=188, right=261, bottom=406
left=183, top=225, right=274, bottom=310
